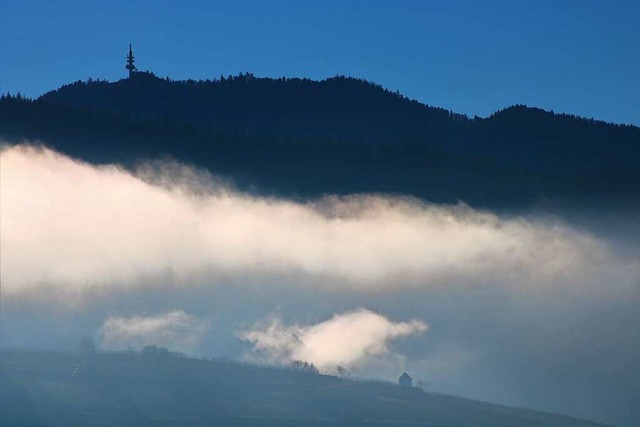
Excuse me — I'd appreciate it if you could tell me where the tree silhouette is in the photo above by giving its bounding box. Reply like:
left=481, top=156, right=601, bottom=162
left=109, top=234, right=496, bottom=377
left=336, top=366, right=350, bottom=380
left=288, top=360, right=319, bottom=374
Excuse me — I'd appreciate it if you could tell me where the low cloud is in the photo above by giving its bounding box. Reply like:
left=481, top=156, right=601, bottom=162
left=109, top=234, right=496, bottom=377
left=239, top=309, right=427, bottom=370
left=0, top=144, right=627, bottom=296
left=100, top=310, right=208, bottom=352
left=1, top=143, right=639, bottom=426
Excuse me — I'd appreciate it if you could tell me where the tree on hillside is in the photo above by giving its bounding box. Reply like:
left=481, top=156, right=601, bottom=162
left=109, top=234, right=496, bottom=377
left=288, top=359, right=319, bottom=374
left=141, top=345, right=170, bottom=359
left=336, top=365, right=350, bottom=380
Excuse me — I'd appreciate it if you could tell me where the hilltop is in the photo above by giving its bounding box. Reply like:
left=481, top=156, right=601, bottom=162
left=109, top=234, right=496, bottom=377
left=0, top=349, right=612, bottom=427
left=1, top=73, right=639, bottom=207
left=39, top=72, right=458, bottom=143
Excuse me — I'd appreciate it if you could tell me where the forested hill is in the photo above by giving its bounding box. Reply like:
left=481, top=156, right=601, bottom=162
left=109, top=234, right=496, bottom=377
left=1, top=73, right=639, bottom=207
left=40, top=72, right=459, bottom=143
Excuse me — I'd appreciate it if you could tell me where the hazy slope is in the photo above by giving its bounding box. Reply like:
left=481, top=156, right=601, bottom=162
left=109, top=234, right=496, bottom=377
left=0, top=350, right=612, bottom=427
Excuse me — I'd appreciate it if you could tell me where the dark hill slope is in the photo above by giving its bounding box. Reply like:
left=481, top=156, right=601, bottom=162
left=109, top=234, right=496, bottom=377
left=38, top=73, right=640, bottom=174
left=480, top=105, right=638, bottom=173
left=2, top=75, right=639, bottom=207
left=1, top=350, right=611, bottom=427
left=40, top=73, right=458, bottom=143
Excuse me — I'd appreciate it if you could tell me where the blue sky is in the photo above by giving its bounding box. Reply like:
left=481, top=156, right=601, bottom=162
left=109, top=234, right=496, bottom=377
left=1, top=0, right=639, bottom=125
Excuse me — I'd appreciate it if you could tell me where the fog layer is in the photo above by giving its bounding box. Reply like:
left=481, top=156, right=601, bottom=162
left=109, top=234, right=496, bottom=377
left=240, top=309, right=428, bottom=369
left=1, top=145, right=624, bottom=294
left=1, top=144, right=638, bottom=426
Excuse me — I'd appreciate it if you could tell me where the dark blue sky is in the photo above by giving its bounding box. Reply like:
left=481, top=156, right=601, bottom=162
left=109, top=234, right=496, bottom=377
left=1, top=0, right=639, bottom=125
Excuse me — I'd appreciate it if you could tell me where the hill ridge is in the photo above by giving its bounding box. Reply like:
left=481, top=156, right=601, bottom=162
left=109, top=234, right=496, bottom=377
left=1, top=74, right=639, bottom=208
left=1, top=349, right=613, bottom=427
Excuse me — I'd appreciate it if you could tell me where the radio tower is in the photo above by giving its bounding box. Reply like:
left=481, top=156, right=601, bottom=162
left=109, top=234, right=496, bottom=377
left=126, top=44, right=137, bottom=78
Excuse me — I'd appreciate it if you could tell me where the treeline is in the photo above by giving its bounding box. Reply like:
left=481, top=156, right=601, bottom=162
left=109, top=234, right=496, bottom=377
left=1, top=73, right=639, bottom=207
left=39, top=71, right=463, bottom=144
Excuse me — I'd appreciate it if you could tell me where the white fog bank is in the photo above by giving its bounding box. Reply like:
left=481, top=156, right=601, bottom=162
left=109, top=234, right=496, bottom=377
left=240, top=309, right=428, bottom=370
left=2, top=144, right=633, bottom=297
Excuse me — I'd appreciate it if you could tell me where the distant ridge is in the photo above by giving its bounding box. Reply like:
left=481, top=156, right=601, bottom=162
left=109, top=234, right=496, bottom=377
left=39, top=72, right=638, bottom=142
left=1, top=73, right=638, bottom=207
left=40, top=72, right=459, bottom=143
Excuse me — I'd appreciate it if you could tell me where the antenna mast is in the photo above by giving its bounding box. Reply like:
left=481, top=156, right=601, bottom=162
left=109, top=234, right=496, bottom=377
left=126, top=44, right=136, bottom=78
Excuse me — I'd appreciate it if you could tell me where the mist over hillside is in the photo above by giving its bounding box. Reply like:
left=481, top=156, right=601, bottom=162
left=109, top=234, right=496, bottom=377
left=1, top=74, right=639, bottom=427
left=0, top=349, right=613, bottom=427
left=2, top=73, right=638, bottom=208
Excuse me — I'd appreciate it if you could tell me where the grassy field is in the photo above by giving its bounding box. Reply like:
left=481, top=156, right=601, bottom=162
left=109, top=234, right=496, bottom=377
left=0, top=350, right=611, bottom=427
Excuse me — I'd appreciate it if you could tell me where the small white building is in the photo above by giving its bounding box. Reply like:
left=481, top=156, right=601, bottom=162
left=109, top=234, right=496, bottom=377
left=399, top=372, right=412, bottom=388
